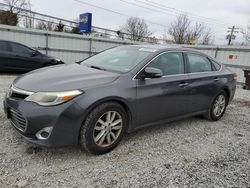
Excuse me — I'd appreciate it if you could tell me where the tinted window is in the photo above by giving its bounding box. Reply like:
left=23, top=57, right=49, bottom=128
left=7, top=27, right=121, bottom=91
left=210, top=59, right=221, bottom=71
left=10, top=43, right=33, bottom=55
left=0, top=41, right=8, bottom=51
left=187, top=53, right=212, bottom=73
left=149, top=52, right=184, bottom=76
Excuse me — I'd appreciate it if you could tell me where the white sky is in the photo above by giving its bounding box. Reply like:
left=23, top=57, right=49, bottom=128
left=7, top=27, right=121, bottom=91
left=11, top=0, right=250, bottom=44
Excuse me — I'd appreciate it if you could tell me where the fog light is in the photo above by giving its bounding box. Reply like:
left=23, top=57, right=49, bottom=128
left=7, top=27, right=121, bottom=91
left=36, top=127, right=53, bottom=140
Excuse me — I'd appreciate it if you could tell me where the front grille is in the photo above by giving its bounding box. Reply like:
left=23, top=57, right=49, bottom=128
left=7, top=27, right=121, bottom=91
left=9, top=108, right=27, bottom=132
left=8, top=85, right=33, bottom=100
left=10, top=92, right=28, bottom=99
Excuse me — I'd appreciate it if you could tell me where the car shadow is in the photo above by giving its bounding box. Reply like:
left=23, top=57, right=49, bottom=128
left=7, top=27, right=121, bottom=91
left=0, top=72, right=23, bottom=76
left=20, top=116, right=207, bottom=159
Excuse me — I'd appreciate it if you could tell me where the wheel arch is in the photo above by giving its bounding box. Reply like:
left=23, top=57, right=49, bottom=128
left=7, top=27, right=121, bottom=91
left=82, top=97, right=134, bottom=133
left=221, top=87, right=230, bottom=101
left=42, top=62, right=54, bottom=67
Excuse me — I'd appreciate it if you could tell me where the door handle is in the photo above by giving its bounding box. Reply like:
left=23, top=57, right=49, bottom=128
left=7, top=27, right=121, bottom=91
left=178, top=82, right=189, bottom=87
left=214, top=77, right=219, bottom=81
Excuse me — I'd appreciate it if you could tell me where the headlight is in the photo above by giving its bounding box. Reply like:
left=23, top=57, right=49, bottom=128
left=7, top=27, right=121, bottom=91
left=25, top=90, right=83, bottom=106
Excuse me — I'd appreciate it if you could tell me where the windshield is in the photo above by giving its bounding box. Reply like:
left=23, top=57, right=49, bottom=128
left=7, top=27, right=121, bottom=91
left=81, top=46, right=154, bottom=73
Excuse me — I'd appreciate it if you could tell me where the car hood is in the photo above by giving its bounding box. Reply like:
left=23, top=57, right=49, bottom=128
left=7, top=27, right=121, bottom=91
left=13, top=64, right=120, bottom=92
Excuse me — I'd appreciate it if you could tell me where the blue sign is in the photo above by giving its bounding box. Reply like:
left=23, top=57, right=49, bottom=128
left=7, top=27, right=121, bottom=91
left=79, top=13, right=92, bottom=33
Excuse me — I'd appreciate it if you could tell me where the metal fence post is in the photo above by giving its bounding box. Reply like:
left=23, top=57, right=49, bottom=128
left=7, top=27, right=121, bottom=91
left=89, top=38, right=92, bottom=57
left=45, top=33, right=49, bottom=55
left=214, top=47, right=219, bottom=59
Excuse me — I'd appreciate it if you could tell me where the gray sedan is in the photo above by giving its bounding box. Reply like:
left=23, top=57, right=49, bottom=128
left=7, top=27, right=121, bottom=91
left=3, top=45, right=236, bottom=154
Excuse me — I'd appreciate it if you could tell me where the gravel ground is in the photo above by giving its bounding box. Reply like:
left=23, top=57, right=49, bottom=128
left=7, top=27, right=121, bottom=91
left=0, top=74, right=249, bottom=188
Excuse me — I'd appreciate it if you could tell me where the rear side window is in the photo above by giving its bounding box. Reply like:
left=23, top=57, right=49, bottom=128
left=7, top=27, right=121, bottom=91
left=149, top=52, right=184, bottom=76
left=10, top=43, right=33, bottom=55
left=0, top=41, right=8, bottom=51
left=210, top=59, right=221, bottom=71
left=187, top=53, right=212, bottom=73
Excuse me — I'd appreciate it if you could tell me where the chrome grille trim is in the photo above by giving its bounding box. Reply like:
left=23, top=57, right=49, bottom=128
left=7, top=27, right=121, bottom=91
left=9, top=108, right=27, bottom=132
left=11, top=85, right=34, bottom=96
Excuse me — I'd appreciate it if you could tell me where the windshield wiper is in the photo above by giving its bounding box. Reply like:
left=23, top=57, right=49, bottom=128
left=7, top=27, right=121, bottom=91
left=75, top=60, right=82, bottom=64
left=89, top=65, right=106, bottom=71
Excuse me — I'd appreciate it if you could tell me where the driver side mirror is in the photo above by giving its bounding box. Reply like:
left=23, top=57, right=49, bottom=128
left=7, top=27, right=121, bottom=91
left=32, top=50, right=39, bottom=56
left=138, top=67, right=163, bottom=79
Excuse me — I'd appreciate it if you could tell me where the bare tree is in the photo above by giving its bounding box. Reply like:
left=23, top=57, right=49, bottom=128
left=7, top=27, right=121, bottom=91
left=186, top=23, right=205, bottom=44
left=36, top=21, right=55, bottom=31
left=168, top=14, right=213, bottom=45
left=241, top=22, right=250, bottom=44
left=201, top=28, right=214, bottom=45
left=54, top=21, right=65, bottom=32
left=70, top=18, right=80, bottom=34
left=22, top=0, right=34, bottom=28
left=0, top=0, right=30, bottom=26
left=168, top=14, right=190, bottom=44
left=147, top=36, right=159, bottom=44
left=121, top=17, right=152, bottom=41
left=3, top=0, right=29, bottom=14
left=0, top=10, right=18, bottom=25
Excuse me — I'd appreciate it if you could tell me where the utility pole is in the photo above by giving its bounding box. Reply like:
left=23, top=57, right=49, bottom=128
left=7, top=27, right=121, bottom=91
left=227, top=25, right=239, bottom=45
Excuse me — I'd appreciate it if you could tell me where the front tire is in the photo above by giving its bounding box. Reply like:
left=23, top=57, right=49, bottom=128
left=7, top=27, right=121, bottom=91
left=204, top=91, right=228, bottom=121
left=43, top=62, right=53, bottom=67
left=79, top=102, right=127, bottom=155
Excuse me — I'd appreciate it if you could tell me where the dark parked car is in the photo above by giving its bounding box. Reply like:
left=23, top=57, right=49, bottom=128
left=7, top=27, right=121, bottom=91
left=0, top=40, right=64, bottom=72
left=3, top=45, right=236, bottom=154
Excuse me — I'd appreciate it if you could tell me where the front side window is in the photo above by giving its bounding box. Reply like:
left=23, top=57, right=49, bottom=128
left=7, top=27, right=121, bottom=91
left=148, top=52, right=184, bottom=76
left=0, top=41, right=8, bottom=51
left=10, top=43, right=34, bottom=55
left=81, top=46, right=153, bottom=73
left=187, top=53, right=212, bottom=73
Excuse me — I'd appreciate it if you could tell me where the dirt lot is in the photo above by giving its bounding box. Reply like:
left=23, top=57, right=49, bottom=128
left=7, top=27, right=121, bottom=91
left=0, top=74, right=249, bottom=188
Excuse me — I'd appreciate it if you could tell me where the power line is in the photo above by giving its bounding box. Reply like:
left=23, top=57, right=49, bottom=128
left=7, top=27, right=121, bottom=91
left=73, top=0, right=168, bottom=30
left=120, top=0, right=239, bottom=29
left=135, top=0, right=237, bottom=27
left=141, top=0, right=240, bottom=27
left=120, top=0, right=225, bottom=29
left=120, top=0, right=178, bottom=17
left=0, top=2, right=168, bottom=42
left=0, top=2, right=76, bottom=25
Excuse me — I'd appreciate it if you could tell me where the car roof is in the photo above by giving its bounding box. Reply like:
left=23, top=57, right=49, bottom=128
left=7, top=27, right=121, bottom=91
left=0, top=40, right=28, bottom=47
left=127, top=44, right=208, bottom=56
left=0, top=40, right=14, bottom=43
left=0, top=40, right=23, bottom=44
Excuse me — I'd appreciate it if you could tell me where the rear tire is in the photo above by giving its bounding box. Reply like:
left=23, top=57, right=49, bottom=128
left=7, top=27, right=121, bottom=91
left=79, top=102, right=127, bottom=155
left=204, top=91, right=228, bottom=121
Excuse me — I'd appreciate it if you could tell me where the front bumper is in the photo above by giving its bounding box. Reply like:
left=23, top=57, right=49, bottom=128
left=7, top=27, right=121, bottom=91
left=3, top=96, right=85, bottom=147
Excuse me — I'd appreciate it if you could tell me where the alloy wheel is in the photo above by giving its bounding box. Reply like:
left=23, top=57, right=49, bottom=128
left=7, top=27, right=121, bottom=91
left=93, top=111, right=123, bottom=147
left=213, top=94, right=226, bottom=117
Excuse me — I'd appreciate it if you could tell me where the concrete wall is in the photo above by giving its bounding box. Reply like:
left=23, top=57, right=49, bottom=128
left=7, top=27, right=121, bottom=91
left=0, top=24, right=249, bottom=84
left=0, top=24, right=137, bottom=63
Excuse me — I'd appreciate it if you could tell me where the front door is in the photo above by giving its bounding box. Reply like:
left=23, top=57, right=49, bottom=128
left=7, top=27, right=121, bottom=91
left=0, top=41, right=12, bottom=71
left=8, top=42, right=40, bottom=71
left=136, top=52, right=190, bottom=128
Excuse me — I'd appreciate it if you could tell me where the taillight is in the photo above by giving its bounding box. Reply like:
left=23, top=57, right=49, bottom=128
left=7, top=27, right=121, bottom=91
left=233, top=73, right=237, bottom=80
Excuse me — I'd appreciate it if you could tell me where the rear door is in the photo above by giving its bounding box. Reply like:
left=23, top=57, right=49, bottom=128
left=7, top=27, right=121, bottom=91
left=184, top=52, right=221, bottom=112
left=0, top=41, right=12, bottom=71
left=136, top=52, right=190, bottom=128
